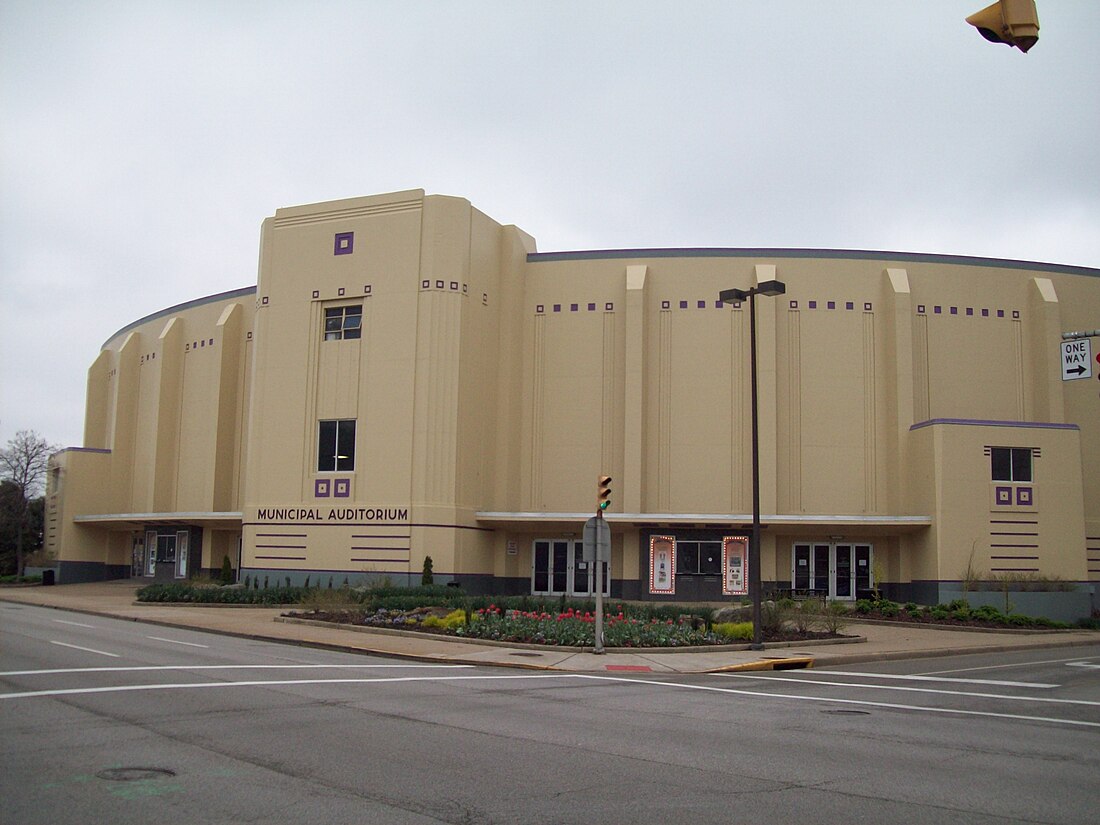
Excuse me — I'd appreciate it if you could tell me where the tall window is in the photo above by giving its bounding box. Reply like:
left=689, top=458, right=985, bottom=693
left=991, top=447, right=1032, bottom=482
left=324, top=305, right=362, bottom=341
left=318, top=419, right=356, bottom=472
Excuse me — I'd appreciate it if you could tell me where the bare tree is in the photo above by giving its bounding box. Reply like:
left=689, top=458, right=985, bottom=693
left=0, top=430, right=57, bottom=577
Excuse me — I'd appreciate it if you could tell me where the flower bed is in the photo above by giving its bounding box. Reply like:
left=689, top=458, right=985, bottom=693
left=292, top=603, right=844, bottom=647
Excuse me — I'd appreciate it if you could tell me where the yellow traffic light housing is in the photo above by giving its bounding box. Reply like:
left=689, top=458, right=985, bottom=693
left=966, top=0, right=1039, bottom=53
left=597, top=475, right=612, bottom=511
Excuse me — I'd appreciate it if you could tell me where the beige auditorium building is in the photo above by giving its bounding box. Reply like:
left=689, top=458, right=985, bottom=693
left=46, top=189, right=1100, bottom=615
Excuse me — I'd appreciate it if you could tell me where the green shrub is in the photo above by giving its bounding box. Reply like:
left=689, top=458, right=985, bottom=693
left=421, top=555, right=434, bottom=586
left=219, top=555, right=233, bottom=585
left=877, top=600, right=900, bottom=618
left=951, top=605, right=972, bottom=621
left=822, top=600, right=850, bottom=634
left=973, top=604, right=1005, bottom=622
left=854, top=599, right=875, bottom=614
left=712, top=621, right=753, bottom=641
left=929, top=605, right=950, bottom=620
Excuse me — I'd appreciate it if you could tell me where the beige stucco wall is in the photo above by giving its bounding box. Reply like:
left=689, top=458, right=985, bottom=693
left=53, top=189, right=1100, bottom=599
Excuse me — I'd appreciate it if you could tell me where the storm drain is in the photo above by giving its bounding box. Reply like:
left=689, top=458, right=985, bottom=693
left=96, top=768, right=177, bottom=782
left=509, top=652, right=544, bottom=658
left=821, top=709, right=871, bottom=716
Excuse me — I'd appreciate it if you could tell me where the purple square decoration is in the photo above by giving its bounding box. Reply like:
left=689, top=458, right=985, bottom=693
left=315, top=479, right=331, bottom=498
left=809, top=300, right=817, bottom=309
left=334, top=232, right=354, bottom=255
left=995, top=486, right=1012, bottom=505
left=334, top=478, right=350, bottom=498
left=1016, top=487, right=1032, bottom=506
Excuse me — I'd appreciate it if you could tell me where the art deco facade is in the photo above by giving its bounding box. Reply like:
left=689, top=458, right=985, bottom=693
left=47, top=190, right=1100, bottom=614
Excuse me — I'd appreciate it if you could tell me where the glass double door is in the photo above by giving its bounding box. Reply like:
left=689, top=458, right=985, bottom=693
left=792, top=543, right=872, bottom=600
left=144, top=529, right=190, bottom=579
left=532, top=540, right=610, bottom=597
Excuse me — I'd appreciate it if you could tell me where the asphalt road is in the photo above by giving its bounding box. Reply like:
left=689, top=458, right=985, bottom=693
left=2, top=602, right=1098, bottom=824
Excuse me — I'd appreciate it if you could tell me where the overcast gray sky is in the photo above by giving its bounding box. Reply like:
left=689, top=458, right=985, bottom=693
left=2, top=1, right=1098, bottom=451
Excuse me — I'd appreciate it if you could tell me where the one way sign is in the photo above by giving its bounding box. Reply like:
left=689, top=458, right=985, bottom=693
left=1061, top=339, right=1093, bottom=381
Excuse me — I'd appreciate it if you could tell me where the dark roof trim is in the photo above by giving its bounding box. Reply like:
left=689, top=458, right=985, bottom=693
left=527, top=248, right=1100, bottom=278
left=103, top=286, right=257, bottom=348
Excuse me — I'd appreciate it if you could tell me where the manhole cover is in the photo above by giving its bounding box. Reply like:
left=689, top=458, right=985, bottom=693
left=96, top=768, right=177, bottom=782
left=821, top=709, right=871, bottom=716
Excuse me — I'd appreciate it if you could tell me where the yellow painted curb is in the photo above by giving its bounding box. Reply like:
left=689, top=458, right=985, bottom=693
left=707, top=656, right=814, bottom=673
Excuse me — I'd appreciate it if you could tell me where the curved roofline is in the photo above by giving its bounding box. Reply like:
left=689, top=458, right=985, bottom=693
left=527, top=247, right=1100, bottom=278
left=103, top=286, right=257, bottom=348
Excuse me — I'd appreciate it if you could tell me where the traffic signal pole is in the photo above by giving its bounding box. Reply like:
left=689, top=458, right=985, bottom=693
left=594, top=509, right=605, bottom=654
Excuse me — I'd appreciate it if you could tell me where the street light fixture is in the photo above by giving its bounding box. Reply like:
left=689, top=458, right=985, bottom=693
left=719, top=278, right=785, bottom=650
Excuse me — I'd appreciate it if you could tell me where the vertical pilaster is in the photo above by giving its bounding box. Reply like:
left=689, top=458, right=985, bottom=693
left=623, top=265, right=647, bottom=514
left=1028, top=277, right=1063, bottom=423
left=754, top=264, right=779, bottom=516
left=153, top=318, right=182, bottom=512
left=886, top=267, right=913, bottom=514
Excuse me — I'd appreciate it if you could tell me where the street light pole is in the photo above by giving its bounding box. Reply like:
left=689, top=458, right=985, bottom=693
left=719, top=279, right=785, bottom=651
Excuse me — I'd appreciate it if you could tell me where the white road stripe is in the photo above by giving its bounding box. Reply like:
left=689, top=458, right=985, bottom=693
left=1067, top=661, right=1100, bottom=670
left=918, top=654, right=1100, bottom=676
left=576, top=674, right=1100, bottom=729
left=48, top=641, right=119, bottom=658
left=145, top=636, right=209, bottom=648
left=718, top=673, right=1100, bottom=707
left=52, top=619, right=95, bottom=628
left=802, top=669, right=1058, bottom=689
left=0, top=663, right=474, bottom=677
left=0, top=673, right=578, bottom=700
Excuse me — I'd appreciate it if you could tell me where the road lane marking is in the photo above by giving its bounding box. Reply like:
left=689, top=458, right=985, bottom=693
left=802, top=669, right=1058, bottom=689
left=145, top=636, right=209, bottom=649
left=575, top=674, right=1100, bottom=729
left=918, top=655, right=1100, bottom=676
left=48, top=641, right=119, bottom=658
left=1067, top=661, right=1100, bottom=670
left=0, top=673, right=578, bottom=700
left=52, top=620, right=95, bottom=628
left=0, top=663, right=474, bottom=677
left=717, top=673, right=1100, bottom=707
left=4, top=670, right=1097, bottom=729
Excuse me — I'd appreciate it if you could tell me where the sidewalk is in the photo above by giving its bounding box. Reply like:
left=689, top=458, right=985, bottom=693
left=2, top=581, right=1097, bottom=674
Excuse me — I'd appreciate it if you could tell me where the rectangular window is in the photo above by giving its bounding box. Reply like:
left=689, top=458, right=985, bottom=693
left=318, top=419, right=356, bottom=472
left=991, top=447, right=1032, bottom=482
left=675, top=541, right=722, bottom=575
left=324, top=305, right=362, bottom=341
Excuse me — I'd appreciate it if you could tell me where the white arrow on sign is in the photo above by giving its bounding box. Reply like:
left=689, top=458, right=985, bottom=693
left=1060, top=339, right=1092, bottom=381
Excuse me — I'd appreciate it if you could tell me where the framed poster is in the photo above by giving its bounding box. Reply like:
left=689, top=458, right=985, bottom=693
left=722, top=536, right=748, bottom=596
left=648, top=535, right=676, bottom=594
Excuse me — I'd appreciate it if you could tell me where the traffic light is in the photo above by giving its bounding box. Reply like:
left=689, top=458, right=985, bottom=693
left=966, top=0, right=1039, bottom=53
left=597, top=475, right=612, bottom=511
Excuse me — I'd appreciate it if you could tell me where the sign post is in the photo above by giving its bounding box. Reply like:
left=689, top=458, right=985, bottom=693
left=582, top=513, right=611, bottom=653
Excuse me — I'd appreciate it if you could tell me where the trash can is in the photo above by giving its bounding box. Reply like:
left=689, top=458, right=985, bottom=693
left=41, top=569, right=55, bottom=586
